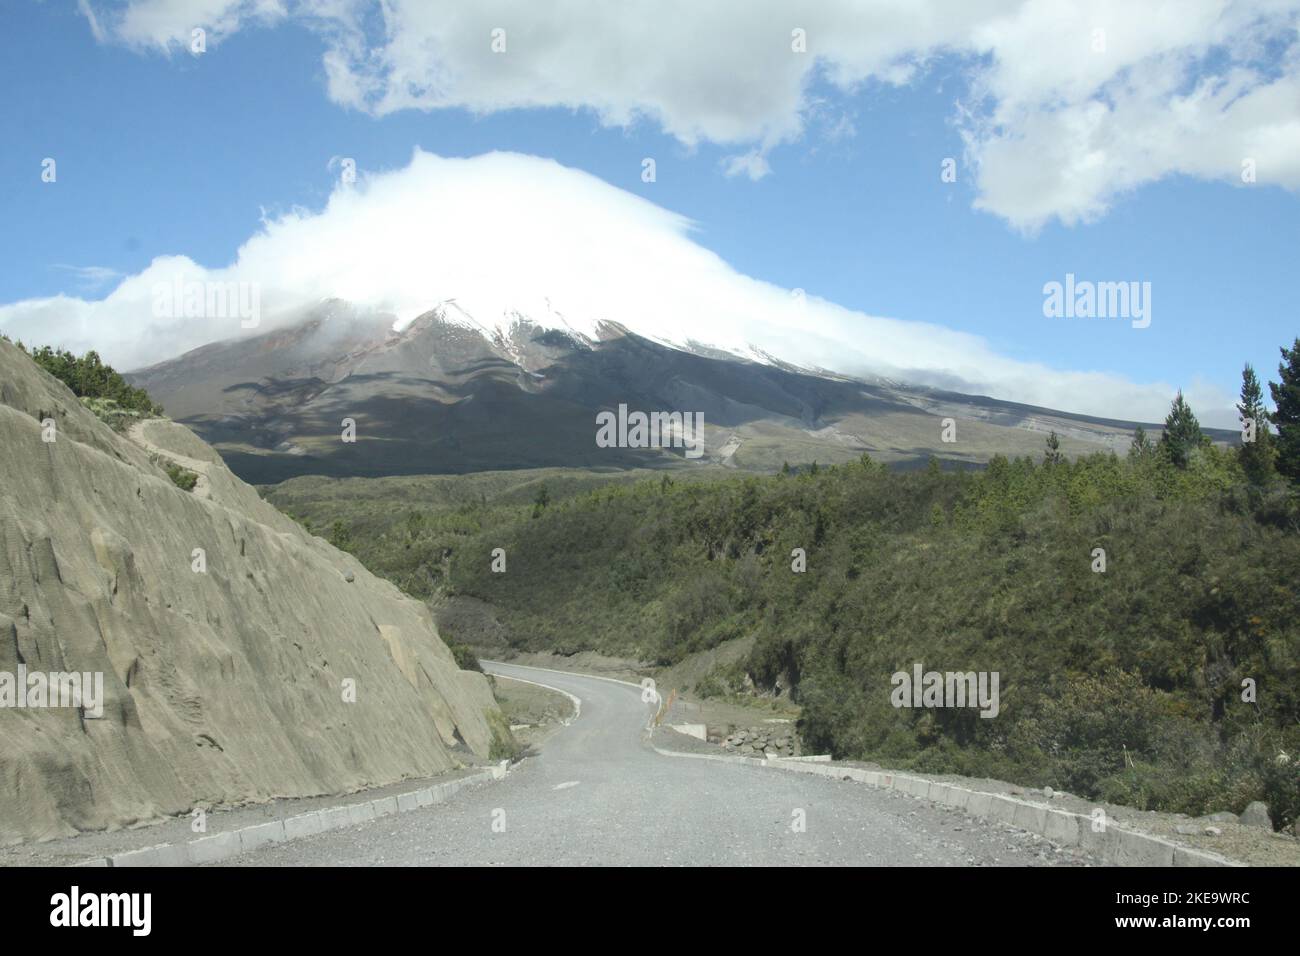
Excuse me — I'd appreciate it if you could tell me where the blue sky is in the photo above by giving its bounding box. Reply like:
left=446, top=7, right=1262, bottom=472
left=2, top=1, right=1299, bottom=425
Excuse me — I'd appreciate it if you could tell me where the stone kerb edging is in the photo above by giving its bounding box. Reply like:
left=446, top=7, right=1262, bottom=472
left=73, top=761, right=511, bottom=868
left=651, top=746, right=1243, bottom=868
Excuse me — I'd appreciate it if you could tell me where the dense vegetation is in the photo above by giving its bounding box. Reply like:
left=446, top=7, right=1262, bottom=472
left=24, top=345, right=162, bottom=415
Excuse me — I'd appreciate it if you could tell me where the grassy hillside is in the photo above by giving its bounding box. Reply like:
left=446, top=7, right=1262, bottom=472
left=265, top=448, right=1300, bottom=827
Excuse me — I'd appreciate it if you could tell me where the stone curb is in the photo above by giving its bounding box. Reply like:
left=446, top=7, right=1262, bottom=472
left=652, top=746, right=1243, bottom=868
left=72, top=761, right=511, bottom=868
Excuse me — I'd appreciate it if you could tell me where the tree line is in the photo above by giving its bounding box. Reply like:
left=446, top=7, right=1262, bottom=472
left=1, top=340, right=163, bottom=416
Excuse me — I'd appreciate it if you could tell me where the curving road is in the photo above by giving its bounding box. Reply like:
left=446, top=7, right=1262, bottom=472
left=222, top=662, right=1089, bottom=866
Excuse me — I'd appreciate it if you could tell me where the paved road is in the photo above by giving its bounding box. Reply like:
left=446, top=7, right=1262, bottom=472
left=224, top=663, right=1088, bottom=866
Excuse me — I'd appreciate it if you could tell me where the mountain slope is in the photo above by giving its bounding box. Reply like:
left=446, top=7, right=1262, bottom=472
left=0, top=339, right=507, bottom=844
left=129, top=302, right=1228, bottom=483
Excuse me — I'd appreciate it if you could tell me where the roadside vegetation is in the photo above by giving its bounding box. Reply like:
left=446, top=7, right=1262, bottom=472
left=269, top=347, right=1300, bottom=827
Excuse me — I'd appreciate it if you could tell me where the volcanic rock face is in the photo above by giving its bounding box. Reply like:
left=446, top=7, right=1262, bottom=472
left=0, top=340, right=504, bottom=844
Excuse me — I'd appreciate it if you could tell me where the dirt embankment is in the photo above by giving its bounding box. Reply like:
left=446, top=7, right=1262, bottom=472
left=0, top=340, right=508, bottom=845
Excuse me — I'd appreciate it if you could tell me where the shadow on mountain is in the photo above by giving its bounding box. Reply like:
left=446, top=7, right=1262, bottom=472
left=129, top=307, right=1230, bottom=483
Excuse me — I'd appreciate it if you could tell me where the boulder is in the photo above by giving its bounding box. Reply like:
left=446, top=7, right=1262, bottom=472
left=1239, top=802, right=1273, bottom=830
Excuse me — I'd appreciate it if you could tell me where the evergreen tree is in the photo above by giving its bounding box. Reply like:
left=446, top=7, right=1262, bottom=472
left=1128, top=425, right=1154, bottom=461
left=1269, top=338, right=1300, bottom=484
left=1043, top=430, right=1063, bottom=466
left=1158, top=391, right=1204, bottom=469
left=1236, top=363, right=1274, bottom=484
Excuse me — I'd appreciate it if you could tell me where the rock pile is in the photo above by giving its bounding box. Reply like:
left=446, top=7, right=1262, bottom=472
left=721, top=726, right=799, bottom=758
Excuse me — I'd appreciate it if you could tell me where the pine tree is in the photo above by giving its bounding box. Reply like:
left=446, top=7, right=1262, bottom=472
left=1236, top=363, right=1274, bottom=484
left=1128, top=425, right=1154, bottom=461
left=1158, top=391, right=1204, bottom=469
left=1270, top=338, right=1300, bottom=484
left=1043, top=430, right=1063, bottom=466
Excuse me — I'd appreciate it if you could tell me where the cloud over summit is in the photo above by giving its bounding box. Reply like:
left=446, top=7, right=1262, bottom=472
left=0, top=150, right=1236, bottom=425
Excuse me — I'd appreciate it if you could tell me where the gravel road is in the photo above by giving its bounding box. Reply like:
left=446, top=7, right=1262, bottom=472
left=219, top=662, right=1095, bottom=866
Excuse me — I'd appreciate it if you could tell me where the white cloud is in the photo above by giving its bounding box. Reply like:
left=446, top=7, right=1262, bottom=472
left=722, top=150, right=773, bottom=181
left=76, top=0, right=107, bottom=43
left=80, top=0, right=1300, bottom=230
left=964, top=1, right=1300, bottom=230
left=89, top=0, right=287, bottom=52
left=0, top=150, right=1236, bottom=425
left=50, top=264, right=125, bottom=291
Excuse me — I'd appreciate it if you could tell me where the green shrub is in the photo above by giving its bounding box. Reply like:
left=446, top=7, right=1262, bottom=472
left=446, top=639, right=482, bottom=673
left=486, top=710, right=523, bottom=762
left=164, top=463, right=198, bottom=492
left=80, top=396, right=147, bottom=432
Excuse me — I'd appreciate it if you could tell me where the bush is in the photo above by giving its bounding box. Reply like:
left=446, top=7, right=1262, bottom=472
left=164, top=463, right=198, bottom=492
left=80, top=396, right=150, bottom=432
left=486, top=709, right=524, bottom=762
left=1027, top=671, right=1169, bottom=792
left=446, top=639, right=482, bottom=673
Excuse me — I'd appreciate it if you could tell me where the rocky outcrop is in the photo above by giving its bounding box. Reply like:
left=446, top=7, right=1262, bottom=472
left=0, top=340, right=506, bottom=844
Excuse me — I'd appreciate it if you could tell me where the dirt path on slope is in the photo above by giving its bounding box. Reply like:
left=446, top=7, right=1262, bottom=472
left=127, top=418, right=213, bottom=499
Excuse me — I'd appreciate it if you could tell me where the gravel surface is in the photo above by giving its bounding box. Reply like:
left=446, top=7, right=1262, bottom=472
left=218, top=663, right=1099, bottom=866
